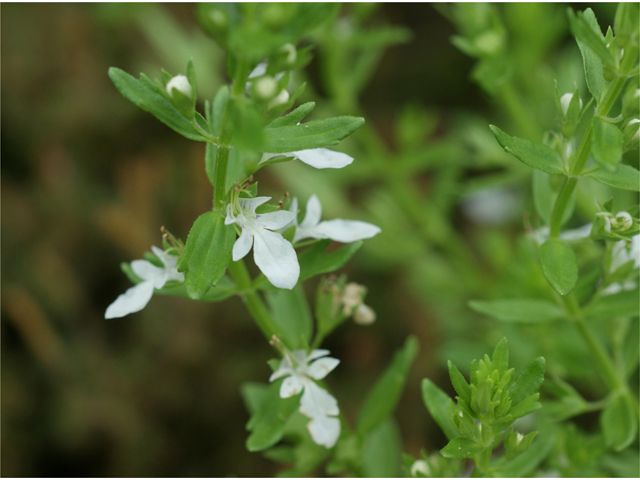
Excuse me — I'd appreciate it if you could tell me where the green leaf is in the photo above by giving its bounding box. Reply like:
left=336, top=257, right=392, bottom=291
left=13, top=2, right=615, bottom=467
left=228, top=97, right=264, bottom=152
left=108, top=68, right=208, bottom=142
left=570, top=8, right=606, bottom=102
left=361, top=418, right=403, bottom=478
left=268, top=102, right=316, bottom=128
left=246, top=380, right=299, bottom=452
left=568, top=9, right=615, bottom=70
left=448, top=361, right=471, bottom=405
left=508, top=357, right=546, bottom=405
left=421, top=379, right=458, bottom=441
left=586, top=164, right=640, bottom=192
left=179, top=211, right=235, bottom=300
left=265, top=285, right=313, bottom=350
left=585, top=290, right=639, bottom=319
left=601, top=392, right=637, bottom=451
left=264, top=116, right=365, bottom=153
left=592, top=118, right=623, bottom=171
left=532, top=171, right=576, bottom=225
left=469, top=299, right=564, bottom=323
left=492, top=337, right=509, bottom=376
left=540, top=240, right=578, bottom=296
left=490, top=125, right=566, bottom=174
left=440, top=437, right=485, bottom=459
left=241, top=382, right=268, bottom=416
left=356, top=336, right=419, bottom=436
left=508, top=393, right=541, bottom=419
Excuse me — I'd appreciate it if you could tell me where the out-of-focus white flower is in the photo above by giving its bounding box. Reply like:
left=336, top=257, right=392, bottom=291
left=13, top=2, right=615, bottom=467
left=225, top=196, right=299, bottom=290
left=610, top=235, right=640, bottom=271
left=269, top=348, right=341, bottom=448
left=531, top=223, right=593, bottom=245
left=166, top=75, right=192, bottom=99
left=353, top=304, right=376, bottom=325
left=289, top=194, right=381, bottom=244
left=341, top=282, right=366, bottom=316
left=462, top=188, right=522, bottom=225
left=268, top=89, right=290, bottom=109
left=411, top=459, right=431, bottom=478
left=260, top=148, right=354, bottom=169
left=105, top=246, right=184, bottom=319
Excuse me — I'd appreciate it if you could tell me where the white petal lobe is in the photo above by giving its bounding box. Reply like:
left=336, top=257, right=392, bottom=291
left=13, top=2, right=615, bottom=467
left=292, top=148, right=354, bottom=169
left=280, top=374, right=304, bottom=398
left=252, top=229, right=300, bottom=289
left=257, top=210, right=296, bottom=230
left=105, top=281, right=155, bottom=319
left=314, top=219, right=381, bottom=243
left=307, top=415, right=341, bottom=448
left=300, top=194, right=323, bottom=229
left=307, top=357, right=340, bottom=380
left=233, top=228, right=254, bottom=261
left=299, top=380, right=339, bottom=418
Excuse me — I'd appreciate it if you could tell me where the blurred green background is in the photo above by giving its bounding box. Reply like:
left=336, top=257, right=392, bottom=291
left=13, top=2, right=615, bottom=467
left=2, top=3, right=620, bottom=477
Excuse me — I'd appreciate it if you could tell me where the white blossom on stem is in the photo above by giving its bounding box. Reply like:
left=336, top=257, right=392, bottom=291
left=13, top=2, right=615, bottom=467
left=225, top=196, right=299, bottom=290
left=105, top=246, right=184, bottom=319
left=269, top=349, right=341, bottom=448
left=289, top=194, right=381, bottom=244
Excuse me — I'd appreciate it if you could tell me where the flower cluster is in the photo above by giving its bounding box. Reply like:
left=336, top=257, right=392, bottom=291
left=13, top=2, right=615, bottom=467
left=269, top=347, right=341, bottom=448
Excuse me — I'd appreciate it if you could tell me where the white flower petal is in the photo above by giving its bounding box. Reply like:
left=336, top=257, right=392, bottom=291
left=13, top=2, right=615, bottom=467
left=232, top=228, right=254, bottom=261
left=291, top=148, right=354, bottom=169
left=239, top=196, right=272, bottom=212
left=269, top=359, right=294, bottom=382
left=307, top=414, right=341, bottom=448
left=252, top=229, right=300, bottom=289
left=307, top=357, right=340, bottom=380
left=280, top=374, right=304, bottom=398
left=559, top=223, right=592, bottom=241
left=105, top=280, right=155, bottom=319
left=313, top=219, right=381, bottom=243
left=300, top=194, right=323, bottom=229
left=131, top=259, right=166, bottom=285
left=306, top=349, right=330, bottom=362
left=248, top=62, right=267, bottom=79
left=299, top=379, right=339, bottom=418
left=257, top=210, right=296, bottom=231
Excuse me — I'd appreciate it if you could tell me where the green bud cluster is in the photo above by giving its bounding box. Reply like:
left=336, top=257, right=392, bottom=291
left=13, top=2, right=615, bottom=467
left=592, top=198, right=640, bottom=242
left=438, top=338, right=545, bottom=474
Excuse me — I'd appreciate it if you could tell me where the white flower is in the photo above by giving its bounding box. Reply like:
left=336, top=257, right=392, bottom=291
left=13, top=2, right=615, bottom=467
left=462, top=188, right=522, bottom=225
left=353, top=304, right=376, bottom=325
left=269, top=349, right=341, bottom=448
left=602, top=279, right=637, bottom=296
left=289, top=194, right=381, bottom=244
left=105, top=246, right=184, bottom=319
left=268, top=89, right=290, bottom=110
left=610, top=234, right=640, bottom=272
left=597, top=211, right=633, bottom=233
left=166, top=75, right=192, bottom=99
left=225, top=196, right=299, bottom=290
left=531, top=223, right=593, bottom=245
left=260, top=148, right=354, bottom=169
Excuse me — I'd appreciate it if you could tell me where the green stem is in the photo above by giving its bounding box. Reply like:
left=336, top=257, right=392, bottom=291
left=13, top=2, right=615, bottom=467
left=562, top=294, right=624, bottom=392
left=214, top=146, right=230, bottom=212
left=227, top=259, right=280, bottom=342
left=549, top=177, right=578, bottom=238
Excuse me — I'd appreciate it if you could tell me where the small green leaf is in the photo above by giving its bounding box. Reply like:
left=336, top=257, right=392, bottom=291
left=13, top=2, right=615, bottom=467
left=264, top=116, right=365, bottom=153
left=448, top=361, right=471, bottom=405
left=108, top=68, right=208, bottom=142
left=421, top=379, right=458, bottom=441
left=157, top=275, right=237, bottom=302
left=568, top=9, right=616, bottom=70
left=508, top=393, right=541, bottom=419
left=495, top=427, right=556, bottom=477
left=532, top=170, right=575, bottom=225
left=592, top=118, right=623, bottom=171
left=361, top=418, right=403, bottom=478
left=268, top=102, right=316, bottom=128
left=180, top=211, right=235, bottom=300
left=602, top=392, right=637, bottom=451
left=469, top=299, right=564, bottom=323
left=570, top=8, right=606, bottom=102
left=490, top=126, right=566, bottom=174
left=508, top=357, right=546, bottom=405
left=356, top=336, right=419, bottom=436
left=246, top=380, right=299, bottom=452
left=492, top=337, right=509, bottom=376
left=265, top=285, right=313, bottom=349
left=440, top=437, right=485, bottom=459
left=586, top=164, right=640, bottom=192
left=540, top=240, right=578, bottom=296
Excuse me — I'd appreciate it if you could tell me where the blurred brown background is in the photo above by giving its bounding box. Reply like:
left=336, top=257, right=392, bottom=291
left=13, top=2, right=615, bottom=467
left=1, top=3, right=616, bottom=477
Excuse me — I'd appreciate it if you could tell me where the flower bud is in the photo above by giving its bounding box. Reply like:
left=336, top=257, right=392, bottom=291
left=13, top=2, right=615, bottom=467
left=560, top=93, right=576, bottom=117
left=411, top=460, right=430, bottom=478
left=341, top=282, right=366, bottom=316
left=279, top=43, right=297, bottom=65
left=624, top=118, right=640, bottom=145
left=166, top=74, right=193, bottom=100
left=267, top=89, right=289, bottom=110
left=621, top=87, right=640, bottom=118
left=353, top=303, right=376, bottom=325
left=252, top=76, right=278, bottom=100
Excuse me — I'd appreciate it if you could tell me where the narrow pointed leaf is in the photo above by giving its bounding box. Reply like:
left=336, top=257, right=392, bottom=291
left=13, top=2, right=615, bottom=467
left=440, top=437, right=485, bottom=459
left=586, top=164, right=640, bottom=192
left=264, top=116, right=364, bottom=153
left=490, top=126, right=565, bottom=174
left=469, top=299, right=564, bottom=323
left=602, top=392, right=638, bottom=451
left=540, top=240, right=578, bottom=295
left=592, top=118, right=623, bottom=171
left=421, top=379, right=458, bottom=441
left=508, top=357, right=546, bottom=405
